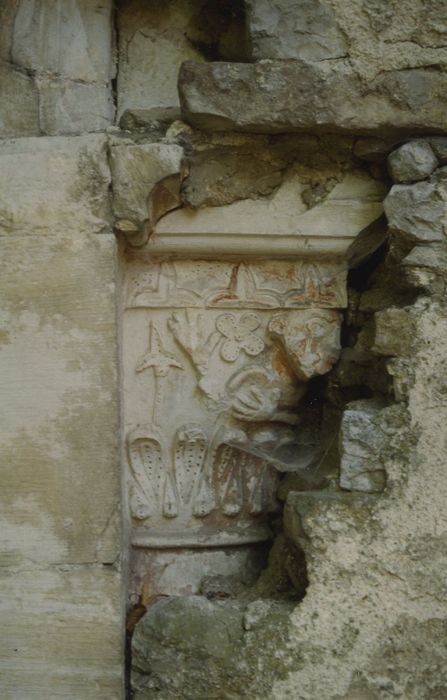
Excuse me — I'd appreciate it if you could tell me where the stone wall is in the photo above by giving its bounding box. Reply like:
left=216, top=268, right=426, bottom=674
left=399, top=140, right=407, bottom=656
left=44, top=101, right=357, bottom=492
left=1, top=1, right=447, bottom=699
left=0, top=3, right=123, bottom=698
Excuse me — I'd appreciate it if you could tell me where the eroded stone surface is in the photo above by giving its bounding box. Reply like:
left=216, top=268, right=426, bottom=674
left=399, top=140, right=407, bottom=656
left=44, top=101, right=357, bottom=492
left=110, top=140, right=184, bottom=224
left=132, top=596, right=294, bottom=699
left=383, top=178, right=446, bottom=243
left=0, top=135, right=111, bottom=236
left=246, top=0, right=347, bottom=61
left=0, top=0, right=114, bottom=136
left=388, top=140, right=439, bottom=183
left=339, top=399, right=387, bottom=492
left=179, top=60, right=447, bottom=135
left=0, top=136, right=122, bottom=697
left=116, top=0, right=205, bottom=121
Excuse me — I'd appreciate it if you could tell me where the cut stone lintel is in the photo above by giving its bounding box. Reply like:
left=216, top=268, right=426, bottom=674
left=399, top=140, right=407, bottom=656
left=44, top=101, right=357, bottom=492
left=178, top=60, right=447, bottom=136
left=148, top=170, right=386, bottom=258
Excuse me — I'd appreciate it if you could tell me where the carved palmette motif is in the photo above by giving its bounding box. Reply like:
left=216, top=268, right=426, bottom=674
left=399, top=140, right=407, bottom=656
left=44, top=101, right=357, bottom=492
left=125, top=258, right=347, bottom=310
left=127, top=425, right=278, bottom=527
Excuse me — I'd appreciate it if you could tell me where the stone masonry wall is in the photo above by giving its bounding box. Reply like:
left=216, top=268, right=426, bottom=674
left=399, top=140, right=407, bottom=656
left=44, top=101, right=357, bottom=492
left=1, top=1, right=447, bottom=699
left=0, top=3, right=123, bottom=699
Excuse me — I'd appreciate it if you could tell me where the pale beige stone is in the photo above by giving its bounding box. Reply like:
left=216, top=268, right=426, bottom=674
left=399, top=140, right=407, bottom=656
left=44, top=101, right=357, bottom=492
left=116, top=0, right=204, bottom=120
left=150, top=169, right=386, bottom=257
left=0, top=567, right=122, bottom=700
left=110, top=140, right=184, bottom=223
left=0, top=135, right=111, bottom=236
left=0, top=0, right=114, bottom=136
left=0, top=135, right=122, bottom=697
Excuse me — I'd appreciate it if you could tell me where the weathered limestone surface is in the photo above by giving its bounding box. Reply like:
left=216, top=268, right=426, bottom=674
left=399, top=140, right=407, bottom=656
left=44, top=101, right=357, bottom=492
left=179, top=60, right=447, bottom=135
left=110, top=139, right=184, bottom=224
left=339, top=399, right=387, bottom=492
left=151, top=168, right=386, bottom=256
left=0, top=0, right=114, bottom=136
left=0, top=136, right=123, bottom=698
left=246, top=0, right=447, bottom=78
left=246, top=0, right=348, bottom=61
left=384, top=170, right=447, bottom=243
left=132, top=596, right=294, bottom=698
left=116, top=0, right=205, bottom=121
left=388, top=140, right=439, bottom=183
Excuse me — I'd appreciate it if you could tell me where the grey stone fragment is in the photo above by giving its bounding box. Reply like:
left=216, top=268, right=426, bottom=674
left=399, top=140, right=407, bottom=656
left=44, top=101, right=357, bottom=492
left=403, top=245, right=447, bottom=272
left=179, top=61, right=447, bottom=135
left=339, top=399, right=387, bottom=493
left=383, top=181, right=445, bottom=242
left=388, top=140, right=439, bottom=183
left=119, top=107, right=182, bottom=132
left=182, top=148, right=285, bottom=207
left=353, top=137, right=402, bottom=162
left=132, top=595, right=294, bottom=699
left=428, top=137, right=447, bottom=164
left=116, top=0, right=204, bottom=120
left=109, top=141, right=183, bottom=223
left=246, top=0, right=347, bottom=61
left=373, top=308, right=417, bottom=357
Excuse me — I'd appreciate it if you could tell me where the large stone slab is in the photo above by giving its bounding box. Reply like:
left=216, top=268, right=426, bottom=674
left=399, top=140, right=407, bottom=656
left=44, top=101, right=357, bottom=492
left=0, top=0, right=114, bottom=136
left=0, top=135, right=122, bottom=696
left=384, top=169, right=447, bottom=243
left=179, top=60, right=447, bottom=135
left=0, top=567, right=122, bottom=700
left=0, top=135, right=111, bottom=236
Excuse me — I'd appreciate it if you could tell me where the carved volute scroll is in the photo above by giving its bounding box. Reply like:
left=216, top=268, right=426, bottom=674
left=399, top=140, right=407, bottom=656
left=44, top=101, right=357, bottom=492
left=121, top=180, right=384, bottom=551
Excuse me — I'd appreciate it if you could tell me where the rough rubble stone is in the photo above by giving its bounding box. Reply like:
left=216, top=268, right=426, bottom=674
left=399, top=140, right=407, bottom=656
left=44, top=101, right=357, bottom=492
left=323, top=0, right=447, bottom=83
left=403, top=245, right=447, bottom=273
left=339, top=399, right=387, bottom=493
left=383, top=180, right=445, bottom=243
left=429, top=137, right=447, bottom=165
left=246, top=0, right=347, bottom=61
left=132, top=595, right=295, bottom=699
left=353, top=136, right=402, bottom=162
left=182, top=147, right=286, bottom=208
left=373, top=307, right=417, bottom=357
left=280, top=322, right=447, bottom=693
left=119, top=107, right=182, bottom=132
left=388, top=140, right=439, bottom=183
left=179, top=60, right=447, bottom=135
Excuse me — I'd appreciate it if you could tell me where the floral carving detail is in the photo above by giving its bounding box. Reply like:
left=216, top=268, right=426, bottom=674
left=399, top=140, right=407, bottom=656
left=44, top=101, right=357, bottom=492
left=216, top=313, right=265, bottom=362
left=136, top=322, right=184, bottom=377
